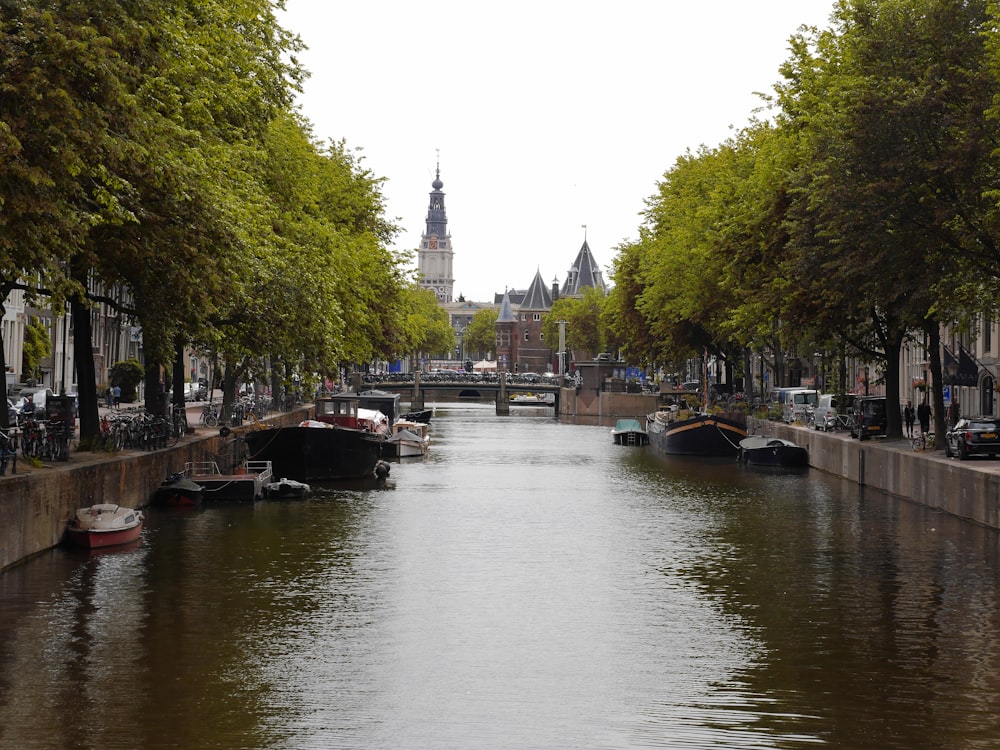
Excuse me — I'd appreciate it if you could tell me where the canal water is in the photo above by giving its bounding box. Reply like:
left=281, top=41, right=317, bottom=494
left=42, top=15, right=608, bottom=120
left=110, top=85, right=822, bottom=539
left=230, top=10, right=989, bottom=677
left=2, top=402, right=1000, bottom=749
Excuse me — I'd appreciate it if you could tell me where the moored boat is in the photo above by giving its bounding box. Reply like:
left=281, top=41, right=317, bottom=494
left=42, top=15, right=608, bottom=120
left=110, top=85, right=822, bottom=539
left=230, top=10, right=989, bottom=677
left=65, top=504, right=144, bottom=549
left=358, top=389, right=402, bottom=425
left=383, top=419, right=430, bottom=458
left=646, top=410, right=747, bottom=457
left=264, top=477, right=312, bottom=499
left=738, top=436, right=810, bottom=468
left=185, top=460, right=273, bottom=501
left=154, top=472, right=204, bottom=507
left=510, top=392, right=555, bottom=404
left=245, top=394, right=387, bottom=481
left=400, top=408, right=433, bottom=424
left=611, top=418, right=649, bottom=446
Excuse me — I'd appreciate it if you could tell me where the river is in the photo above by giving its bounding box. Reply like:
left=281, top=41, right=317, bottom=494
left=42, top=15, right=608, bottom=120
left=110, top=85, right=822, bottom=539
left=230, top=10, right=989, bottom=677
left=2, top=402, right=999, bottom=749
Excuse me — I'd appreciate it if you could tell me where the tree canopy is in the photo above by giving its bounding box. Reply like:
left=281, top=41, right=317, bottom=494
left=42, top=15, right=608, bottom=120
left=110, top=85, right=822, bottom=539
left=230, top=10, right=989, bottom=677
left=0, top=0, right=423, bottom=435
left=609, top=0, right=1000, bottom=439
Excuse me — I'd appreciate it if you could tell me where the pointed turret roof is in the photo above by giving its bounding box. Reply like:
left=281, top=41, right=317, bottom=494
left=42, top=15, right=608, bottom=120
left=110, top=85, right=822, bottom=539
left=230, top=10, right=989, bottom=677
left=424, top=162, right=447, bottom=238
left=520, top=268, right=552, bottom=311
left=560, top=239, right=607, bottom=296
left=496, top=289, right=516, bottom=323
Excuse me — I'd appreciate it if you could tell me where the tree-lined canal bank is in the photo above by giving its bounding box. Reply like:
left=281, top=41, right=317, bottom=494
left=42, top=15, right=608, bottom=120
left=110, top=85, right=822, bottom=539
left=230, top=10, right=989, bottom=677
left=2, top=402, right=1000, bottom=748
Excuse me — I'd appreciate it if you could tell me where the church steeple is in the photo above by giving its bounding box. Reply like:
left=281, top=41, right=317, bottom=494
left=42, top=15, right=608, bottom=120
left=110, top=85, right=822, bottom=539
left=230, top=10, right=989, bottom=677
left=416, top=155, right=454, bottom=303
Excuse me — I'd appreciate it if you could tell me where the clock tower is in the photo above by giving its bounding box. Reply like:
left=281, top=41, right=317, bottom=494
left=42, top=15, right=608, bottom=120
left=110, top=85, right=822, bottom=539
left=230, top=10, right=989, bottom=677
left=416, top=161, right=454, bottom=303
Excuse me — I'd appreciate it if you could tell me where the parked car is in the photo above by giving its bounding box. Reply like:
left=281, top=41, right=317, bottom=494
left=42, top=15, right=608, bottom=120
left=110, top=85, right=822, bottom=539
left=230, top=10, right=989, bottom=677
left=813, top=394, right=856, bottom=431
left=851, top=396, right=887, bottom=440
left=781, top=388, right=819, bottom=423
left=14, top=387, right=53, bottom=418
left=944, top=416, right=1000, bottom=460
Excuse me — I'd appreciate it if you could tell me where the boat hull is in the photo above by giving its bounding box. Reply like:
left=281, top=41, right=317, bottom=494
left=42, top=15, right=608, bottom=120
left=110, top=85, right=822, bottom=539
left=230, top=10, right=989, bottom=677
left=401, top=409, right=432, bottom=424
left=612, top=419, right=648, bottom=446
left=738, top=437, right=810, bottom=467
left=65, top=505, right=144, bottom=549
left=264, top=479, right=311, bottom=499
left=647, top=413, right=747, bottom=457
left=245, top=426, right=383, bottom=481
left=154, top=476, right=204, bottom=507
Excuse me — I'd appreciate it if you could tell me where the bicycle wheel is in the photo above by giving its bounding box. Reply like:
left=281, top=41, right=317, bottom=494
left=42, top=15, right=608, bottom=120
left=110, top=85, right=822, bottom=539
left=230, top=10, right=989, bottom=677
left=204, top=413, right=218, bottom=428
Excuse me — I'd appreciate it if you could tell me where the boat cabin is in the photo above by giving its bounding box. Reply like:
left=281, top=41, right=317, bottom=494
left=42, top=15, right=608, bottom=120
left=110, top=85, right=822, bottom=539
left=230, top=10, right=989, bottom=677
left=358, top=390, right=402, bottom=425
left=315, top=395, right=389, bottom=434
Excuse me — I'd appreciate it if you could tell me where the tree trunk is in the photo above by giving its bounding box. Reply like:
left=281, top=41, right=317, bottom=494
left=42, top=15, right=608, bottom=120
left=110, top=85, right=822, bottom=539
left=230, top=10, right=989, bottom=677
left=926, top=322, right=946, bottom=446
left=172, top=337, right=186, bottom=415
left=222, top=362, right=238, bottom=423
left=883, top=330, right=905, bottom=438
left=71, top=296, right=101, bottom=443
left=0, top=298, right=8, bottom=430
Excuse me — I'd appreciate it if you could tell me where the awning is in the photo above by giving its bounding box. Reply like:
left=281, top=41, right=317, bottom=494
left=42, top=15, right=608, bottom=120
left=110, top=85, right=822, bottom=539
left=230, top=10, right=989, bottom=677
left=943, top=346, right=979, bottom=387
left=472, top=359, right=497, bottom=371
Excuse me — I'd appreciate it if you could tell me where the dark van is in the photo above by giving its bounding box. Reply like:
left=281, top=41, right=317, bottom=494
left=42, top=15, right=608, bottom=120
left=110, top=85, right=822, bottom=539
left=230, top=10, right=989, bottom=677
left=851, top=396, right=887, bottom=440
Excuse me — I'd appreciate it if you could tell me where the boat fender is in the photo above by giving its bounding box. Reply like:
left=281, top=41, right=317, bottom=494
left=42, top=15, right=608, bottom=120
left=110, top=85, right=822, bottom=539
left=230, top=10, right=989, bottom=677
left=374, top=460, right=391, bottom=480
left=219, top=426, right=231, bottom=438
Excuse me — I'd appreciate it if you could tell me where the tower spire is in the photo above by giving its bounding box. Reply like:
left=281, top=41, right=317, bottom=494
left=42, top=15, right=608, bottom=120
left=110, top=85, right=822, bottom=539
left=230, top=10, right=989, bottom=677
left=416, top=154, right=454, bottom=302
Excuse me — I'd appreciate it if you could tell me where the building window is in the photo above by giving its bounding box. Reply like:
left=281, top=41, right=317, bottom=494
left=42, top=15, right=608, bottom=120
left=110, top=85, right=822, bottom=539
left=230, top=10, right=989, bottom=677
left=539, top=332, right=544, bottom=341
left=985, top=313, right=993, bottom=354
left=520, top=314, right=527, bottom=321
left=533, top=313, right=541, bottom=321
left=524, top=331, right=529, bottom=341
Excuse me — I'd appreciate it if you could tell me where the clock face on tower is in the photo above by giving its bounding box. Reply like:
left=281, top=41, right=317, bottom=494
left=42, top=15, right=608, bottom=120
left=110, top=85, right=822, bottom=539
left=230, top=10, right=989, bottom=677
left=429, top=239, right=438, bottom=249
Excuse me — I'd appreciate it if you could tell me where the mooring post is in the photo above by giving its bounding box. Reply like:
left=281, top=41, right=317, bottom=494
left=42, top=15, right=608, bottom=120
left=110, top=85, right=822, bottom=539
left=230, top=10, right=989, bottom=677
left=496, top=371, right=510, bottom=415
left=411, top=370, right=424, bottom=410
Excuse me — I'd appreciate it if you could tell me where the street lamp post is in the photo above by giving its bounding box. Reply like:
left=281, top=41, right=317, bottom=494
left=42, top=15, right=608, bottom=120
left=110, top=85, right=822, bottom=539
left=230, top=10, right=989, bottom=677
left=557, top=320, right=567, bottom=376
left=945, top=359, right=960, bottom=426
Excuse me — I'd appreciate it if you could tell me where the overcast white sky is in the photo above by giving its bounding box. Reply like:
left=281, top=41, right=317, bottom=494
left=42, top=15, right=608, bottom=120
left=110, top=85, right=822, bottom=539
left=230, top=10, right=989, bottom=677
left=278, top=1, right=836, bottom=302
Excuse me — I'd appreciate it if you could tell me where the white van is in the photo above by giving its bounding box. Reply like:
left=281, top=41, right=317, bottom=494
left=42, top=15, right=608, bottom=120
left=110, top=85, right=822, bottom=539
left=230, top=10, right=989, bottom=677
left=781, top=388, right=818, bottom=423
left=813, top=394, right=835, bottom=430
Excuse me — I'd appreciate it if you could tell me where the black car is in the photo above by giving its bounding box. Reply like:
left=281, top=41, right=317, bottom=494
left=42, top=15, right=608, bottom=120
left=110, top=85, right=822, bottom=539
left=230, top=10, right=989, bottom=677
left=945, top=416, right=1000, bottom=460
left=850, top=396, right=887, bottom=440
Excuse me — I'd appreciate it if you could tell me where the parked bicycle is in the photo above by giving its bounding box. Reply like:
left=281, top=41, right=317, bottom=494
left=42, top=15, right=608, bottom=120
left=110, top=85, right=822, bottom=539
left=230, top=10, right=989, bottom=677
left=0, top=427, right=18, bottom=475
left=19, top=418, right=68, bottom=461
left=200, top=403, right=220, bottom=428
left=170, top=405, right=188, bottom=446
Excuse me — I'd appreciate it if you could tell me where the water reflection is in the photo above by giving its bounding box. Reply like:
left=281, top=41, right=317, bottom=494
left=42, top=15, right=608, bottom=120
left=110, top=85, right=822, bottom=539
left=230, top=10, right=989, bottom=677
left=1, top=403, right=1000, bottom=748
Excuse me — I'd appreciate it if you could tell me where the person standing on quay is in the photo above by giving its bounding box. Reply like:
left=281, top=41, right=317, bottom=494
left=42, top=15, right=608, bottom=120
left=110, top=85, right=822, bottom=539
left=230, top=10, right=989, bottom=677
left=917, top=399, right=931, bottom=437
left=903, top=401, right=915, bottom=438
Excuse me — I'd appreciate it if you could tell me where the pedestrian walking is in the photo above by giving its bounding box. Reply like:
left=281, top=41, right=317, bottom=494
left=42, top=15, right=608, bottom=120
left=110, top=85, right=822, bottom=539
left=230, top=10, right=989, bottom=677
left=949, top=399, right=961, bottom=429
left=112, top=384, right=121, bottom=410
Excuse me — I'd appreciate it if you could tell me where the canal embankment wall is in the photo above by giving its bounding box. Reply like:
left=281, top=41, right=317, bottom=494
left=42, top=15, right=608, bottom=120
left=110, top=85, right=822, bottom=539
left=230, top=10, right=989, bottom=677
left=558, top=386, right=658, bottom=421
left=0, top=409, right=306, bottom=572
left=754, top=418, right=1000, bottom=531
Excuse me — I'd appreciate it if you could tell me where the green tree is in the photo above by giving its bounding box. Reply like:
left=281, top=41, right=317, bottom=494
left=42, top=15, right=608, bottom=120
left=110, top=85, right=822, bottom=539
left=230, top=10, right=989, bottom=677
left=542, top=287, right=608, bottom=359
left=399, top=286, right=455, bottom=363
left=774, top=0, right=995, bottom=438
left=109, top=359, right=144, bottom=404
left=21, top=319, right=50, bottom=384
left=463, top=308, right=500, bottom=359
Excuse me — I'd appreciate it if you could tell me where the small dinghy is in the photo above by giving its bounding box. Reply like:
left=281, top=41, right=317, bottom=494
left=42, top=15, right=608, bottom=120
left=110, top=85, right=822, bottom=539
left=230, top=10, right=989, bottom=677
left=66, top=504, right=144, bottom=549
left=264, top=477, right=312, bottom=499
left=154, top=472, right=205, bottom=507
